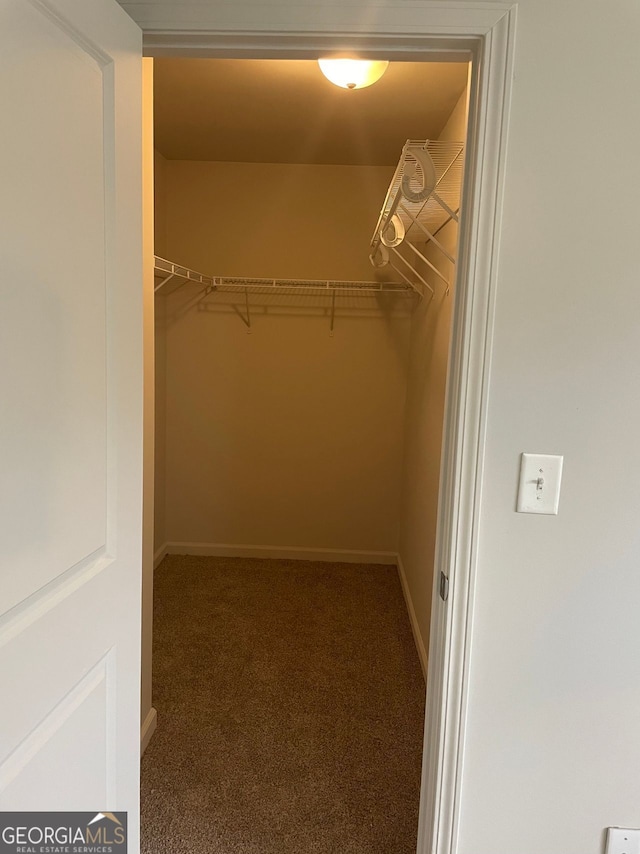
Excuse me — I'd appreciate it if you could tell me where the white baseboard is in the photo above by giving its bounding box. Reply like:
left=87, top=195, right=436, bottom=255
left=163, top=541, right=397, bottom=565
left=140, top=706, right=157, bottom=756
left=396, top=554, right=428, bottom=680
left=154, top=543, right=168, bottom=569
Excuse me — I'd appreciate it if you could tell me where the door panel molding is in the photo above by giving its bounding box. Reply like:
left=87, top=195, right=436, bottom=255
left=0, top=550, right=112, bottom=648
left=26, top=0, right=112, bottom=66
left=0, top=651, right=116, bottom=808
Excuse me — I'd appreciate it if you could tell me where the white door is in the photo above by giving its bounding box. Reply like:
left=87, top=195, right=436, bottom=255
left=0, top=0, right=143, bottom=845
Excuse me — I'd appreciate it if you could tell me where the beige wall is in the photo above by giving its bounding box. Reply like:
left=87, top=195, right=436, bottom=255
left=154, top=148, right=168, bottom=259
left=162, top=161, right=397, bottom=282
left=398, top=90, right=468, bottom=665
left=153, top=149, right=167, bottom=555
left=141, top=59, right=155, bottom=732
left=157, top=160, right=411, bottom=554
left=153, top=295, right=166, bottom=555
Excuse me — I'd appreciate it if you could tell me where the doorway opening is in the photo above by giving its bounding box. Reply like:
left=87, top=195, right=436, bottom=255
left=143, top=54, right=471, bottom=854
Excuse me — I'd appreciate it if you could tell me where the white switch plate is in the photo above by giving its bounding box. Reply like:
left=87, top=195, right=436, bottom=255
left=516, top=453, right=563, bottom=514
left=606, top=827, right=640, bottom=854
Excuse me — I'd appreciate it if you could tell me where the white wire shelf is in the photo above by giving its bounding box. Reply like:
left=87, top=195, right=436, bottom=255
left=154, top=257, right=412, bottom=296
left=370, top=139, right=464, bottom=298
left=214, top=276, right=410, bottom=294
left=154, top=257, right=415, bottom=333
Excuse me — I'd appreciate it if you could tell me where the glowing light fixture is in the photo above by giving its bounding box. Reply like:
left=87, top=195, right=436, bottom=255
left=317, top=59, right=389, bottom=90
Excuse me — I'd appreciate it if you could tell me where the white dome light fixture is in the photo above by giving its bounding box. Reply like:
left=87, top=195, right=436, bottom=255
left=317, top=59, right=389, bottom=90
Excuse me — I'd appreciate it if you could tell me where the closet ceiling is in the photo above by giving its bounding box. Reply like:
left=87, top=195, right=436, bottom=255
left=154, top=59, right=468, bottom=167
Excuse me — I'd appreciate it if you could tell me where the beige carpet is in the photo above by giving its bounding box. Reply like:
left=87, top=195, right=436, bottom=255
left=141, top=555, right=425, bottom=853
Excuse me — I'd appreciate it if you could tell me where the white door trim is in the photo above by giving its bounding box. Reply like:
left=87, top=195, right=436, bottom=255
left=138, top=5, right=517, bottom=851
left=421, top=12, right=517, bottom=854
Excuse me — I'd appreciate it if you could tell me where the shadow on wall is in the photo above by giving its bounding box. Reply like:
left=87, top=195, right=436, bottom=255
left=158, top=281, right=417, bottom=360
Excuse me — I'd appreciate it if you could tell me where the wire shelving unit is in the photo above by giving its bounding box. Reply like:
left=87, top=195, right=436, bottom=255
left=154, top=140, right=464, bottom=327
left=154, top=257, right=411, bottom=296
left=370, top=139, right=465, bottom=298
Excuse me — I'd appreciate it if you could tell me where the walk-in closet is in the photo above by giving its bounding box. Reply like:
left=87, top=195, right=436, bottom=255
left=142, top=56, right=470, bottom=854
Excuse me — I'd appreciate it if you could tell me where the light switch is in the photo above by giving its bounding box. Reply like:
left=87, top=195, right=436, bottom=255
left=516, top=453, right=563, bottom=514
left=605, top=827, right=640, bottom=854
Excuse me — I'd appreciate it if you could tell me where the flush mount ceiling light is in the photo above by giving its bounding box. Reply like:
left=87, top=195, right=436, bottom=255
left=317, top=59, right=389, bottom=90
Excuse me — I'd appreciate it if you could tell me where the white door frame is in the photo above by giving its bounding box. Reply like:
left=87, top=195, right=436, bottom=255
left=140, top=4, right=516, bottom=852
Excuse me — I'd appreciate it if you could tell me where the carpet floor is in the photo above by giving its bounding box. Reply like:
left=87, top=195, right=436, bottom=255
left=141, top=555, right=425, bottom=854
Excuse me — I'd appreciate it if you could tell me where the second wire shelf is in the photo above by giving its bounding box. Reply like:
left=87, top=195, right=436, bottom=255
left=370, top=139, right=465, bottom=298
